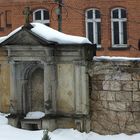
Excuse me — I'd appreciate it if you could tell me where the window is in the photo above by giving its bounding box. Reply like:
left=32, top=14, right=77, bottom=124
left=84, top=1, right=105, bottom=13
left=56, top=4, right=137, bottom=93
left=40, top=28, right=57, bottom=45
left=5, top=10, right=12, bottom=27
left=33, top=9, right=50, bottom=25
left=0, top=12, right=4, bottom=31
left=86, top=9, right=101, bottom=48
left=111, top=8, right=127, bottom=48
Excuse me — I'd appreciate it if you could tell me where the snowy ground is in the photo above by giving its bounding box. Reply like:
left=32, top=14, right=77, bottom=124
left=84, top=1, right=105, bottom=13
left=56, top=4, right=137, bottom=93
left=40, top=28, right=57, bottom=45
left=0, top=113, right=140, bottom=140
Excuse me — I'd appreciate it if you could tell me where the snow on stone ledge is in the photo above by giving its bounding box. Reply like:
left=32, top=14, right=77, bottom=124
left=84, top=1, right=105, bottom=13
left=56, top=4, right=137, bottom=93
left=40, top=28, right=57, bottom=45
left=0, top=113, right=8, bottom=125
left=24, top=111, right=45, bottom=119
left=94, top=56, right=140, bottom=61
left=0, top=22, right=91, bottom=45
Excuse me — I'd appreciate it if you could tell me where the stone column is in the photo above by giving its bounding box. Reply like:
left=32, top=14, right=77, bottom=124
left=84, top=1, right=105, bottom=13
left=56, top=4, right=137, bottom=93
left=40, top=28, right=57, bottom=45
left=74, top=61, right=82, bottom=114
left=81, top=64, right=89, bottom=115
left=44, top=62, right=56, bottom=114
left=9, top=60, right=17, bottom=114
left=74, top=61, right=89, bottom=114
left=22, top=79, right=28, bottom=114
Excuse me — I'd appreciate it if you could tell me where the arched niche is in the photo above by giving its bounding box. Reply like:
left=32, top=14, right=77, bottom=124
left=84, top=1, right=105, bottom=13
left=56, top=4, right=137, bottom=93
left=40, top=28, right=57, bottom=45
left=22, top=62, right=44, bottom=113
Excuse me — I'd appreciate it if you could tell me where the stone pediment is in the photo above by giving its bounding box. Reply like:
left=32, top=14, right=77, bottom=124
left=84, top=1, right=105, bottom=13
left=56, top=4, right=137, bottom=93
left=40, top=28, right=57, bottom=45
left=0, top=27, right=56, bottom=46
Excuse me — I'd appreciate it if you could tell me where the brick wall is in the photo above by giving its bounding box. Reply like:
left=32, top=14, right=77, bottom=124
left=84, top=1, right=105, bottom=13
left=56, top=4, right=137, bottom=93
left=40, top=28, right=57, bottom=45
left=0, top=0, right=140, bottom=56
left=89, top=59, right=140, bottom=134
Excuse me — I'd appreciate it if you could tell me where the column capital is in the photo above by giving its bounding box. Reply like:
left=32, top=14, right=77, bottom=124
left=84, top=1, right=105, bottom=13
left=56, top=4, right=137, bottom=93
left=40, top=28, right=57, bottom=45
left=8, top=58, right=15, bottom=64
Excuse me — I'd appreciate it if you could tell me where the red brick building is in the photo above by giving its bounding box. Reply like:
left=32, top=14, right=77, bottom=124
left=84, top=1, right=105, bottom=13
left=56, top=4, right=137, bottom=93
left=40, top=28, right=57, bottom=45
left=0, top=0, right=140, bottom=57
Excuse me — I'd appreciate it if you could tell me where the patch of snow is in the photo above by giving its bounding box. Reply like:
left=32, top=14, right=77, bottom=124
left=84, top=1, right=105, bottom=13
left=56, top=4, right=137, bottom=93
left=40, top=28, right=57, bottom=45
left=51, top=129, right=86, bottom=140
left=94, top=56, right=140, bottom=61
left=0, top=27, right=21, bottom=43
left=0, top=23, right=91, bottom=45
left=0, top=124, right=43, bottom=140
left=0, top=36, right=8, bottom=43
left=0, top=113, right=8, bottom=125
left=24, top=111, right=45, bottom=119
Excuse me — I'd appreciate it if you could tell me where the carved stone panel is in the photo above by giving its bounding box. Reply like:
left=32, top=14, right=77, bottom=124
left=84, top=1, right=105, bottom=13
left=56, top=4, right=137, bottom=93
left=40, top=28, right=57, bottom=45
left=57, top=64, right=75, bottom=113
left=30, top=68, right=44, bottom=112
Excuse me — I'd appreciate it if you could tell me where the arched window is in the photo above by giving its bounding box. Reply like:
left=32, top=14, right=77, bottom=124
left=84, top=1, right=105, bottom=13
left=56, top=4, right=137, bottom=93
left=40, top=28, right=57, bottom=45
left=33, top=9, right=50, bottom=25
left=111, top=8, right=127, bottom=47
left=86, top=9, right=101, bottom=48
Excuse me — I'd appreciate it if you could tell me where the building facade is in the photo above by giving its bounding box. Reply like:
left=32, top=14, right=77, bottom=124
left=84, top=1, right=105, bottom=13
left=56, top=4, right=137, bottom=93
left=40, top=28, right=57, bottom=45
left=0, top=23, right=96, bottom=132
left=0, top=0, right=140, bottom=57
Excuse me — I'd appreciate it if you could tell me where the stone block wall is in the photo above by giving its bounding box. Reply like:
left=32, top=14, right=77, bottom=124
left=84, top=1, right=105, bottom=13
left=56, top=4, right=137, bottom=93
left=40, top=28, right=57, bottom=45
left=89, top=60, right=140, bottom=134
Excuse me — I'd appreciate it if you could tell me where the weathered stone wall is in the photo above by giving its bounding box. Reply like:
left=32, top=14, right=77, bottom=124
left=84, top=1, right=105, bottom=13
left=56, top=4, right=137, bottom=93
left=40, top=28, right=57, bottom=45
left=89, top=60, right=140, bottom=135
left=0, top=49, right=10, bottom=112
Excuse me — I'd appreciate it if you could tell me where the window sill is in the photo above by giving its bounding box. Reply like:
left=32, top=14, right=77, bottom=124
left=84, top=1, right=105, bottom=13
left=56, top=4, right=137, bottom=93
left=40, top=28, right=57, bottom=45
left=97, top=47, right=104, bottom=51
left=96, top=45, right=103, bottom=50
left=108, top=45, right=130, bottom=50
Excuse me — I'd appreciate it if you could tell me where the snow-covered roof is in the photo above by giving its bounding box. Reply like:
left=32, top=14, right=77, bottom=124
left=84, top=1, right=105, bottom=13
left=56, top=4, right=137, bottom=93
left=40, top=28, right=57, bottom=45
left=0, top=23, right=91, bottom=45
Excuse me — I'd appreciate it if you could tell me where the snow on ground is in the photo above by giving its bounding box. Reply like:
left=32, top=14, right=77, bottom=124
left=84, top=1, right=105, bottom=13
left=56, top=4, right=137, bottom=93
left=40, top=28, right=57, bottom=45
left=0, top=113, right=140, bottom=140
left=0, top=23, right=91, bottom=44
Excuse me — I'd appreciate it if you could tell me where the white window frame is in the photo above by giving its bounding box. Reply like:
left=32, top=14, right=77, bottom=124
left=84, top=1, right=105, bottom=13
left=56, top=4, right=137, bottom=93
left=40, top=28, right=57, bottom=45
left=111, top=8, right=127, bottom=48
left=85, top=8, right=101, bottom=48
left=33, top=9, right=50, bottom=25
